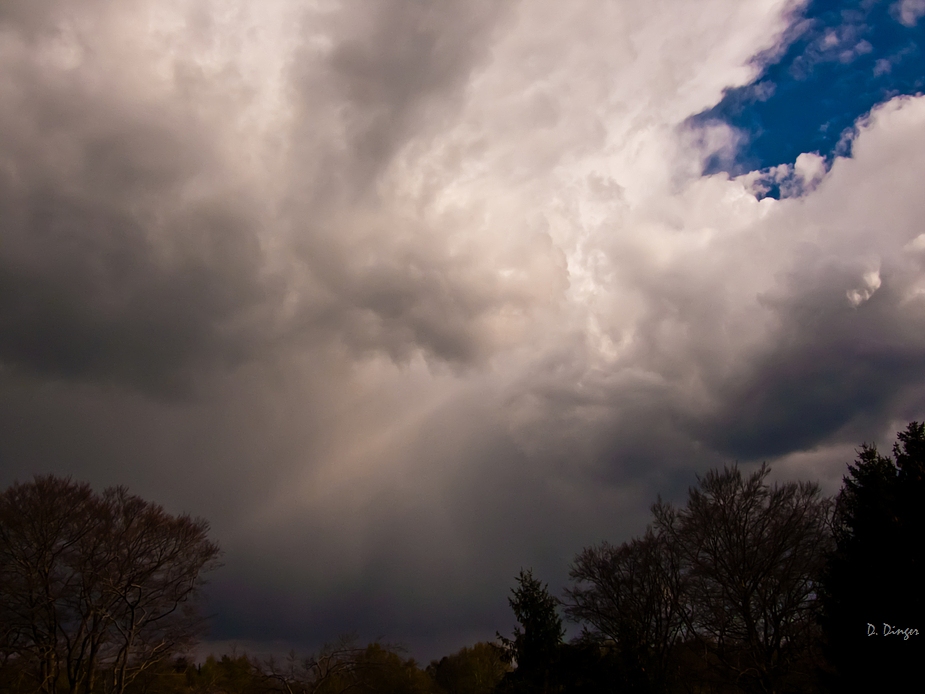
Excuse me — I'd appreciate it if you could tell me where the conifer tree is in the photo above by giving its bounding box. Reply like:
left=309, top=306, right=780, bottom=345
left=496, top=569, right=563, bottom=693
left=820, top=422, right=925, bottom=689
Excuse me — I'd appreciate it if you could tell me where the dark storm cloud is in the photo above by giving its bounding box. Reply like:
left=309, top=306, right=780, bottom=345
left=322, top=0, right=511, bottom=186
left=275, top=0, right=537, bottom=368
left=706, top=261, right=925, bottom=459
left=0, top=0, right=65, bottom=33
left=2, top=0, right=925, bottom=668
left=201, top=392, right=657, bottom=658
left=281, top=0, right=514, bottom=207
left=0, top=5, right=284, bottom=396
left=693, top=96, right=925, bottom=460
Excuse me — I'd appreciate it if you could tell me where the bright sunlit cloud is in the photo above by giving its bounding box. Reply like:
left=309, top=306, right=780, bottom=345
left=2, top=0, right=924, bottom=659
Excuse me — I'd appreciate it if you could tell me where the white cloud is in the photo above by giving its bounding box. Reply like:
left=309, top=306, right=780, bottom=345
left=894, top=0, right=925, bottom=27
left=4, top=0, right=925, bottom=659
left=847, top=268, right=882, bottom=307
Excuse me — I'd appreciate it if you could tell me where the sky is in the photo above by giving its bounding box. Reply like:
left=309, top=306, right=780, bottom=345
left=1, top=0, right=925, bottom=664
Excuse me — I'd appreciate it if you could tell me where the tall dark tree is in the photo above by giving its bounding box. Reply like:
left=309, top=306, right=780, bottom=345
left=820, top=422, right=925, bottom=690
left=496, top=569, right=563, bottom=693
left=0, top=475, right=221, bottom=694
left=566, top=465, right=832, bottom=693
left=565, top=528, right=685, bottom=693
left=658, top=465, right=832, bottom=693
left=0, top=477, right=99, bottom=694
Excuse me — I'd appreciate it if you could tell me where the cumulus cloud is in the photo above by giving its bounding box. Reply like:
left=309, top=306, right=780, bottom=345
left=2, top=0, right=924, bottom=661
left=0, top=0, right=293, bottom=395
left=894, top=0, right=925, bottom=27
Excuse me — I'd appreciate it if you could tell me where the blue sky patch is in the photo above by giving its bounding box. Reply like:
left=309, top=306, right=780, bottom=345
left=691, top=0, right=925, bottom=198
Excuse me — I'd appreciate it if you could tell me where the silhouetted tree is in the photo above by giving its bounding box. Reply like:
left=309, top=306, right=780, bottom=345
left=0, top=475, right=221, bottom=694
left=254, top=639, right=438, bottom=694
left=255, top=636, right=368, bottom=694
left=565, top=528, right=685, bottom=692
left=496, top=569, right=563, bottom=694
left=819, top=422, right=925, bottom=690
left=0, top=477, right=98, bottom=694
left=566, top=465, right=831, bottom=693
left=657, top=464, right=831, bottom=693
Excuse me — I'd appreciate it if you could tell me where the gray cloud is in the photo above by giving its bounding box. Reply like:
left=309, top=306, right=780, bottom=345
left=0, top=2, right=285, bottom=396
left=321, top=0, right=511, bottom=185
left=2, top=0, right=924, bottom=665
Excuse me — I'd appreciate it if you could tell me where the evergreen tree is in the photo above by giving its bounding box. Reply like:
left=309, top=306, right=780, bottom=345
left=820, top=422, right=925, bottom=690
left=496, top=569, right=563, bottom=693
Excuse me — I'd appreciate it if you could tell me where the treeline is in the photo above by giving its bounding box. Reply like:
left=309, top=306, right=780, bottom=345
left=491, top=422, right=925, bottom=693
left=3, top=424, right=924, bottom=693
left=0, top=477, right=221, bottom=694
left=122, top=641, right=510, bottom=694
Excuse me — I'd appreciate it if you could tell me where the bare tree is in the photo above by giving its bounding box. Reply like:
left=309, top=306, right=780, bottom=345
left=566, top=465, right=832, bottom=693
left=100, top=486, right=221, bottom=693
left=254, top=637, right=437, bottom=694
left=0, top=477, right=100, bottom=694
left=565, top=527, right=686, bottom=692
left=255, top=636, right=368, bottom=694
left=0, top=475, right=221, bottom=694
left=656, top=465, right=832, bottom=694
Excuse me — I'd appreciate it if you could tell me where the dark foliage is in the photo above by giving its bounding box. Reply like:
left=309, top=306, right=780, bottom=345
left=427, top=642, right=509, bottom=694
left=566, top=464, right=832, bottom=693
left=566, top=530, right=684, bottom=693
left=495, top=571, right=632, bottom=694
left=247, top=638, right=439, bottom=694
left=6, top=424, right=925, bottom=694
left=0, top=475, right=221, bottom=694
left=819, top=422, right=925, bottom=690
left=495, top=569, right=564, bottom=694
left=664, top=465, right=831, bottom=693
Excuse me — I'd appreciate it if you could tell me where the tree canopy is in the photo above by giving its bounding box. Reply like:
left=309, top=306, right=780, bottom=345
left=495, top=569, right=563, bottom=693
left=5, top=424, right=925, bottom=693
left=565, top=464, right=832, bottom=693
left=820, top=421, right=925, bottom=689
left=0, top=475, right=221, bottom=694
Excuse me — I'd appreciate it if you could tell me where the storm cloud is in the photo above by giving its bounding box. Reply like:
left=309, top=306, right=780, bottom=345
left=2, top=0, right=924, bottom=661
